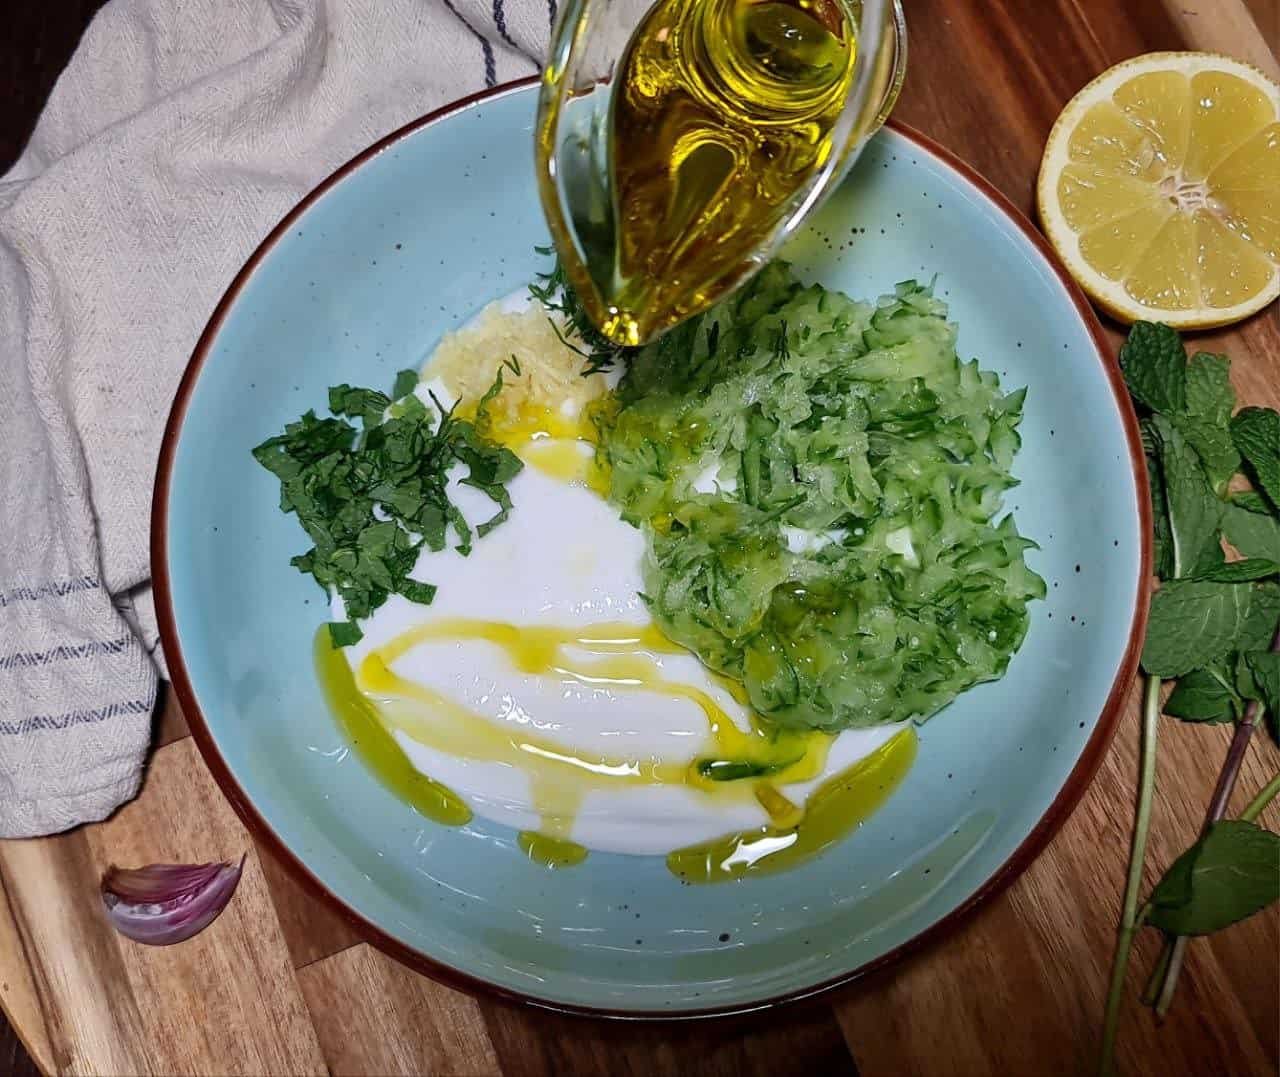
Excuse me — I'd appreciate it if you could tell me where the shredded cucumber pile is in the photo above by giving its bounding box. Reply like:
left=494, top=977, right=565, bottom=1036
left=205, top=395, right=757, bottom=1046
left=592, top=263, right=1046, bottom=731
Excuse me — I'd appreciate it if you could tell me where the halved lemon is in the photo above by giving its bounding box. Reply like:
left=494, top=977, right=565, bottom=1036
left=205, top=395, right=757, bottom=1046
left=1037, top=52, right=1279, bottom=328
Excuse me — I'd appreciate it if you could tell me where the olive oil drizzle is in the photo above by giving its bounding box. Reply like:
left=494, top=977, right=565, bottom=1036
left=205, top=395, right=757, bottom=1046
left=316, top=619, right=915, bottom=878
left=366, top=617, right=832, bottom=789
left=460, top=393, right=611, bottom=492
left=314, top=627, right=472, bottom=825
left=361, top=620, right=823, bottom=806
left=518, top=831, right=590, bottom=869
left=668, top=727, right=917, bottom=883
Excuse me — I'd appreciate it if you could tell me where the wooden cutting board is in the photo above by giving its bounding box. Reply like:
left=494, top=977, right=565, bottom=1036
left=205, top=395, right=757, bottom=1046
left=3, top=2, right=1277, bottom=1074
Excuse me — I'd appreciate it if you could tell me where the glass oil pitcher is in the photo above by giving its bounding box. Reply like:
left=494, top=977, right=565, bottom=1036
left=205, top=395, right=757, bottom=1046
left=536, top=0, right=907, bottom=347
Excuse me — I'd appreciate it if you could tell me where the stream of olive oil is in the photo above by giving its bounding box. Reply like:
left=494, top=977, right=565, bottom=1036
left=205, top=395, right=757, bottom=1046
left=588, top=0, right=858, bottom=345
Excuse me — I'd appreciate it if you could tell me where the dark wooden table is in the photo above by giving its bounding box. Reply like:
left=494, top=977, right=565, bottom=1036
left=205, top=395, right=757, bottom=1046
left=2, top=2, right=1277, bottom=1075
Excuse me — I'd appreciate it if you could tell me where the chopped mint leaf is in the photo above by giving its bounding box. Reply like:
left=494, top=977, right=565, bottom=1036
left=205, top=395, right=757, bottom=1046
left=328, top=621, right=363, bottom=647
left=328, top=385, right=392, bottom=429
left=696, top=758, right=798, bottom=781
left=252, top=411, right=356, bottom=483
left=253, top=368, right=523, bottom=645
left=392, top=369, right=420, bottom=400
left=399, top=579, right=438, bottom=605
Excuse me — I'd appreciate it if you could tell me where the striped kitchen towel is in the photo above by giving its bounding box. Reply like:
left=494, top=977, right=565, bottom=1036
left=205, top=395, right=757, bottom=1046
left=0, top=0, right=551, bottom=837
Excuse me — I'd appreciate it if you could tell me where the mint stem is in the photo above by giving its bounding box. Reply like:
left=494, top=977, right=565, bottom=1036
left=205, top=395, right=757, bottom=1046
left=1152, top=937, right=1187, bottom=1018
left=1099, top=674, right=1162, bottom=1077
left=1204, top=700, right=1265, bottom=819
left=1241, top=770, right=1280, bottom=824
left=1141, top=937, right=1173, bottom=1006
left=1148, top=624, right=1280, bottom=1018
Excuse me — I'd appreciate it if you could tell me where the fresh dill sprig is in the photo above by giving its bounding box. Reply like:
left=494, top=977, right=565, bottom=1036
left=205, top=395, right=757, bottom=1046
left=527, top=246, right=635, bottom=376
left=773, top=318, right=790, bottom=361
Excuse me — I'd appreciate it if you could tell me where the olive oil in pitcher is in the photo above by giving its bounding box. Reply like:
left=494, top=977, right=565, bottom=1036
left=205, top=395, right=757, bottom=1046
left=537, top=0, right=865, bottom=347
left=604, top=0, right=857, bottom=344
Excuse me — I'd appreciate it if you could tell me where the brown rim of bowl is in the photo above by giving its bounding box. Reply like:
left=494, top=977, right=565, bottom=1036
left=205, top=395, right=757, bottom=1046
left=151, top=75, right=1152, bottom=1022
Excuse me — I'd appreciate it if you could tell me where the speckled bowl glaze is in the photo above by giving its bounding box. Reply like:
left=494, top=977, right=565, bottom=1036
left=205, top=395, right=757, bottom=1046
left=154, top=79, right=1149, bottom=1016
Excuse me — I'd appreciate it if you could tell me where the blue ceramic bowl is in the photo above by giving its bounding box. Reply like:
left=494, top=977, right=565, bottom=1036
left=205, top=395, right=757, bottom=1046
left=155, top=79, right=1149, bottom=1016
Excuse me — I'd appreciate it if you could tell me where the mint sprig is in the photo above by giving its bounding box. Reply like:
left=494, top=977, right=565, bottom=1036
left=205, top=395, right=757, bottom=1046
left=1100, top=323, right=1280, bottom=1075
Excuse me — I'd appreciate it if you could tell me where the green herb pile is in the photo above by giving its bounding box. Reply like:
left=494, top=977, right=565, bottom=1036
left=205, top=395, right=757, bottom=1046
left=1100, top=322, right=1280, bottom=1075
left=589, top=262, right=1045, bottom=731
left=252, top=369, right=522, bottom=646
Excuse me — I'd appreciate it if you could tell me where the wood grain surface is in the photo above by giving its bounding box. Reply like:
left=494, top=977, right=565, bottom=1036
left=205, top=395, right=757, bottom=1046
left=2, top=1, right=1278, bottom=1075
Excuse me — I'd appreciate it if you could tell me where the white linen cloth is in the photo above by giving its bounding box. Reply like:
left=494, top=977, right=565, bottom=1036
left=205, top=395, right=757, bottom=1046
left=0, top=0, right=548, bottom=837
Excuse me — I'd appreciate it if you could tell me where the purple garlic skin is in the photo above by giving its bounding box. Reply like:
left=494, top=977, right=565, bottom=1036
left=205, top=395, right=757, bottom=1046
left=102, top=857, right=245, bottom=945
